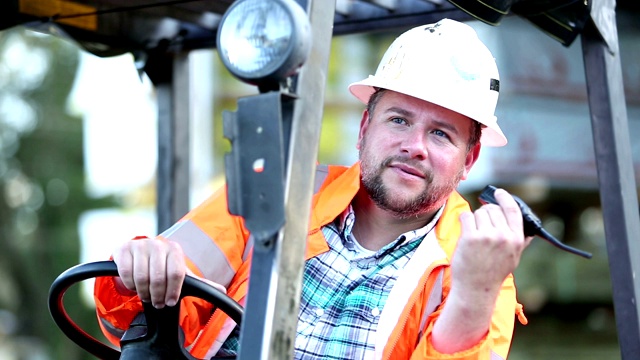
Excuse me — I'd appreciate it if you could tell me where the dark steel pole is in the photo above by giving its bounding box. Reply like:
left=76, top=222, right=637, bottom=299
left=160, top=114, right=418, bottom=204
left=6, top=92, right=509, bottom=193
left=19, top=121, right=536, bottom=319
left=581, top=1, right=640, bottom=357
left=152, top=52, right=191, bottom=234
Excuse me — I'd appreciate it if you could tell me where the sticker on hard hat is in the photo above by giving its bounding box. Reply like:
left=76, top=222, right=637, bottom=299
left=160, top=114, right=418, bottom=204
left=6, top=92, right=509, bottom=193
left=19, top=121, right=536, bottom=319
left=490, top=79, right=500, bottom=92
left=423, top=22, right=442, bottom=34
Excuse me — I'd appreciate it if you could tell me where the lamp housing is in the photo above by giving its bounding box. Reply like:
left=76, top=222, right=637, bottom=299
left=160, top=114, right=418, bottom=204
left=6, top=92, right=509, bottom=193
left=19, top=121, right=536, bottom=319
left=216, top=0, right=311, bottom=88
left=447, top=0, right=591, bottom=46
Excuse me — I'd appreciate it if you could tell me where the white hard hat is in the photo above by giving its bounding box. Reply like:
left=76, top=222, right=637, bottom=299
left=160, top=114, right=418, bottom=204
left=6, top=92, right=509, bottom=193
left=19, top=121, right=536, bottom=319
left=349, top=18, right=507, bottom=147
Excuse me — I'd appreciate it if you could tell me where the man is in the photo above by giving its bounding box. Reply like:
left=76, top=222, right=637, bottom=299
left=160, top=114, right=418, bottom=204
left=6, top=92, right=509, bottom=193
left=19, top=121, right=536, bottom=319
left=95, top=18, right=530, bottom=359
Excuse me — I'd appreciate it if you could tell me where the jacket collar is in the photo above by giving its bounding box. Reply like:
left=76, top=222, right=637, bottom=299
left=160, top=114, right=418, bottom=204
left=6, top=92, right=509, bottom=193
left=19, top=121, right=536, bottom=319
left=306, top=162, right=471, bottom=261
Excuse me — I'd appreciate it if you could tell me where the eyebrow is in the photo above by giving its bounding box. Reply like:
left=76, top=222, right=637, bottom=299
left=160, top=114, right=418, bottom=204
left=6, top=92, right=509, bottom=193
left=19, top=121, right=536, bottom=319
left=383, top=106, right=461, bottom=136
left=384, top=106, right=413, bottom=118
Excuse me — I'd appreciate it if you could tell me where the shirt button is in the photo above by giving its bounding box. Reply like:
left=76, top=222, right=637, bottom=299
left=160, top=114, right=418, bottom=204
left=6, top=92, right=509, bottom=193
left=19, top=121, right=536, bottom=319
left=315, top=308, right=324, bottom=317
left=371, top=307, right=380, bottom=317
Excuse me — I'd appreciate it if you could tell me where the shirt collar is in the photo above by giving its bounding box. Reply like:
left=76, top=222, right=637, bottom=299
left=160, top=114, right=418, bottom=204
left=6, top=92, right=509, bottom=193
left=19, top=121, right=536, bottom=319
left=337, top=203, right=445, bottom=256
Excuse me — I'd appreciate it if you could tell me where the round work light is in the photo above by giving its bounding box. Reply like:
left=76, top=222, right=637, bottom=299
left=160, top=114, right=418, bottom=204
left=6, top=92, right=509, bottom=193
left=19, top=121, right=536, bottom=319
left=216, top=0, right=311, bottom=87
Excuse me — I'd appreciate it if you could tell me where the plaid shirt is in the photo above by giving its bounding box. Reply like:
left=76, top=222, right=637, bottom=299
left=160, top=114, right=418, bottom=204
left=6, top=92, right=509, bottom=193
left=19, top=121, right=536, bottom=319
left=216, top=206, right=442, bottom=359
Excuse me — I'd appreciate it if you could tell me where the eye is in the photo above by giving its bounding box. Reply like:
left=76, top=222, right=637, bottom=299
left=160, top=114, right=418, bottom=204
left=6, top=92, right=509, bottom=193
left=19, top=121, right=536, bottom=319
left=390, top=117, right=407, bottom=125
left=432, top=129, right=450, bottom=139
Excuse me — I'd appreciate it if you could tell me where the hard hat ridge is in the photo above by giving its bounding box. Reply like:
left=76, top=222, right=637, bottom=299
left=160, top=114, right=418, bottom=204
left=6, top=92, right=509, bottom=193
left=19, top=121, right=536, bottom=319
left=348, top=18, right=507, bottom=147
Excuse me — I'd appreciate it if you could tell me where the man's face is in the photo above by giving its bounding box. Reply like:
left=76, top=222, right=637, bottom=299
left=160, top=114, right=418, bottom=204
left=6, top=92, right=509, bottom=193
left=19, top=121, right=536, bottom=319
left=357, top=90, right=480, bottom=218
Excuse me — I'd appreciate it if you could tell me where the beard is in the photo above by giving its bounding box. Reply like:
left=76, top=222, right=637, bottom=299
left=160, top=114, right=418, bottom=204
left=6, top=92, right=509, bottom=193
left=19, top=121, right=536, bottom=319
left=359, top=151, right=463, bottom=219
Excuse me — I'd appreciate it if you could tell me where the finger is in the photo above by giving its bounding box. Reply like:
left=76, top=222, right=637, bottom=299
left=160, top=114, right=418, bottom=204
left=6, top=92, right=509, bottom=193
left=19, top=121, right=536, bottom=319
left=472, top=205, right=495, bottom=231
left=113, top=277, right=137, bottom=296
left=524, top=235, right=535, bottom=247
left=458, top=211, right=477, bottom=234
left=132, top=244, right=151, bottom=303
left=165, top=242, right=186, bottom=307
left=482, top=203, right=509, bottom=229
left=113, top=246, right=136, bottom=292
left=149, top=246, right=168, bottom=308
left=199, top=278, right=227, bottom=294
left=494, top=188, right=523, bottom=232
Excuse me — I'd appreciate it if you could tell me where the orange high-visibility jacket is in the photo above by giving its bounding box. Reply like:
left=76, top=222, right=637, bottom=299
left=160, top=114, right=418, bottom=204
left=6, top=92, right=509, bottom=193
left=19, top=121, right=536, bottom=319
left=94, top=162, right=526, bottom=360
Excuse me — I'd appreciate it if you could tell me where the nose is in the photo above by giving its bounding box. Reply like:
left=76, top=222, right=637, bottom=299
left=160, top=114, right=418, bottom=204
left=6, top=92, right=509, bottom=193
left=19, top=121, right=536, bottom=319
left=400, top=129, right=428, bottom=160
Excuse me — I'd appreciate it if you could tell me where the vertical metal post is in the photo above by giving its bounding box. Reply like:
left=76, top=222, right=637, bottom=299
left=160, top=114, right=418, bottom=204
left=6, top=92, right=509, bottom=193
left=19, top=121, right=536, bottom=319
left=155, top=52, right=191, bottom=234
left=236, top=1, right=336, bottom=359
left=581, top=1, right=640, bottom=357
left=269, top=1, right=335, bottom=358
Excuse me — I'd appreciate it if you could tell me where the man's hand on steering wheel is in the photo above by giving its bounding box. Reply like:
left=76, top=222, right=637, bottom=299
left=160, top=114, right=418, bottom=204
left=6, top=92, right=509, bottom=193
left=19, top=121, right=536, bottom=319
left=112, top=237, right=188, bottom=308
left=48, top=260, right=243, bottom=360
left=112, top=238, right=228, bottom=310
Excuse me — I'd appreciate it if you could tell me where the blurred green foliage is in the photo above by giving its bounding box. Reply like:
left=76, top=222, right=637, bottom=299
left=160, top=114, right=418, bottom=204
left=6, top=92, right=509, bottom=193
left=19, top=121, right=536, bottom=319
left=0, top=27, right=116, bottom=359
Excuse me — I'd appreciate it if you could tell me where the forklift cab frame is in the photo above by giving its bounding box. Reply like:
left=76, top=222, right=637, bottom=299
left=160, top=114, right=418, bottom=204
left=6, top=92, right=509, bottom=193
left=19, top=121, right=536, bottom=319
left=2, top=0, right=638, bottom=359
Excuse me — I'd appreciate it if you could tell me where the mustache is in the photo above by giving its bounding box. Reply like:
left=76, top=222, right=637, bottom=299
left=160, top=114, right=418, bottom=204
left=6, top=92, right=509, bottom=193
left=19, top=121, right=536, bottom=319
left=381, top=156, right=430, bottom=179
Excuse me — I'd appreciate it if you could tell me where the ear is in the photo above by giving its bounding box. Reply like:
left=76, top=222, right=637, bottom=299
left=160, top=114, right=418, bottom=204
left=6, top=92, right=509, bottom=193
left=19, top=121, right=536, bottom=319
left=356, top=109, right=370, bottom=150
left=460, top=142, right=481, bottom=180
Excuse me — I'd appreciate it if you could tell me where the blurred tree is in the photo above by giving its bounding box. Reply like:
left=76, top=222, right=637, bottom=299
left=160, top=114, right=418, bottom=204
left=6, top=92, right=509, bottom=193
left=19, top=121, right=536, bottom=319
left=0, top=27, right=116, bottom=359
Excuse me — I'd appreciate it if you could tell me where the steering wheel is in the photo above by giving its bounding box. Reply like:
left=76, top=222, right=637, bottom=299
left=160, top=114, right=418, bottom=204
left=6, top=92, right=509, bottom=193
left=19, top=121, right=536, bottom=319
left=48, top=260, right=244, bottom=360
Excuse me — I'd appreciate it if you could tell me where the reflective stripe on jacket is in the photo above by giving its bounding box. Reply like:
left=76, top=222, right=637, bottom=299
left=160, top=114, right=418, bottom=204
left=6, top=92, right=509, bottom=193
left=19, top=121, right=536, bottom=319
left=94, top=162, right=525, bottom=359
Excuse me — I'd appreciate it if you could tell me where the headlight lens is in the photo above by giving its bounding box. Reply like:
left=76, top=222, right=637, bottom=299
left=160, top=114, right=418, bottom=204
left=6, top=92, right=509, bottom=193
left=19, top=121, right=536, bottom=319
left=217, top=0, right=310, bottom=86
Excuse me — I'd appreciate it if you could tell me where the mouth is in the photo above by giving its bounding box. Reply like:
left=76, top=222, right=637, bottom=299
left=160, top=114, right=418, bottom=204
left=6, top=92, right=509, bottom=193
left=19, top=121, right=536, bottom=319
left=389, top=162, right=426, bottom=179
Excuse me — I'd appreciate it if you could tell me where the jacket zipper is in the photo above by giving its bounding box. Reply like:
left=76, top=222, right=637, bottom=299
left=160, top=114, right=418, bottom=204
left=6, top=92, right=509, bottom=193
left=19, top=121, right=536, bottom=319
left=187, top=305, right=218, bottom=359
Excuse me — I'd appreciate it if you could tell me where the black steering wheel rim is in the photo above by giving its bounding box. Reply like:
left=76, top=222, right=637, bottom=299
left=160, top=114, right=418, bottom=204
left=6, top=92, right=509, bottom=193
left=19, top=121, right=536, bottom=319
left=48, top=260, right=244, bottom=360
